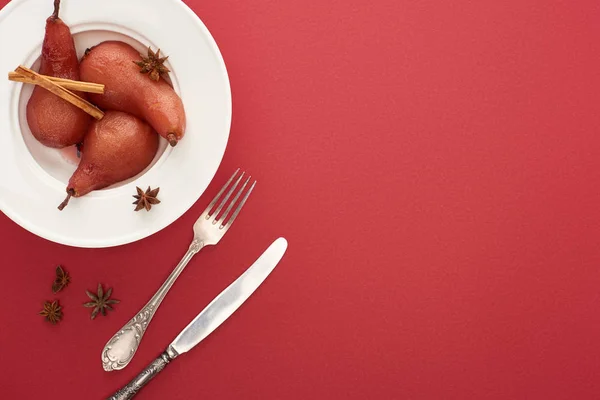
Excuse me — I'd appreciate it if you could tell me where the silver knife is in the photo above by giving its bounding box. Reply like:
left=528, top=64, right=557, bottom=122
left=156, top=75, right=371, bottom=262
left=107, top=237, right=288, bottom=400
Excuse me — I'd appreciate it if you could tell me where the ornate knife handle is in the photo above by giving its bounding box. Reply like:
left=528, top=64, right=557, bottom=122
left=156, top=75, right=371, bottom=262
left=101, top=238, right=204, bottom=372
left=107, top=347, right=179, bottom=400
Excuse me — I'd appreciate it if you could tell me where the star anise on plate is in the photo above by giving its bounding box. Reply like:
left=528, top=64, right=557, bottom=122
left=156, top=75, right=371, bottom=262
left=133, top=186, right=161, bottom=211
left=134, top=46, right=170, bottom=81
left=83, top=283, right=120, bottom=320
left=40, top=300, right=62, bottom=324
left=52, top=265, right=71, bottom=294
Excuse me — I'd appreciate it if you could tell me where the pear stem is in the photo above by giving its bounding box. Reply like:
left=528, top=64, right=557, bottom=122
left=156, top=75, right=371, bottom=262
left=167, top=133, right=178, bottom=147
left=51, top=0, right=60, bottom=20
left=58, top=189, right=74, bottom=211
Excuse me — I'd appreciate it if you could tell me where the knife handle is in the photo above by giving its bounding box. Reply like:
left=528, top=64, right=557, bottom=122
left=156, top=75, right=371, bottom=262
left=107, top=349, right=177, bottom=400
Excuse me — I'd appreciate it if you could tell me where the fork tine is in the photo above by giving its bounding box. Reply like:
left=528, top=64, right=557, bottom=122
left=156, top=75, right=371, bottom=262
left=211, top=171, right=245, bottom=222
left=219, top=176, right=250, bottom=225
left=221, top=180, right=256, bottom=229
left=202, top=168, right=240, bottom=218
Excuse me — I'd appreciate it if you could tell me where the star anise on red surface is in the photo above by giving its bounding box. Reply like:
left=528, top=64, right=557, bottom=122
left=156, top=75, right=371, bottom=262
left=40, top=300, right=63, bottom=324
left=133, top=186, right=161, bottom=211
left=52, top=265, right=71, bottom=294
left=133, top=47, right=170, bottom=81
left=83, top=283, right=120, bottom=320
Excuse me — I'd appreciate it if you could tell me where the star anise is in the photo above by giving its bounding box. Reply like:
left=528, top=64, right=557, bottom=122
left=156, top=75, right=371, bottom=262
left=134, top=47, right=170, bottom=81
left=52, top=265, right=71, bottom=294
left=133, top=186, right=161, bottom=211
left=40, top=300, right=63, bottom=324
left=83, top=283, right=120, bottom=320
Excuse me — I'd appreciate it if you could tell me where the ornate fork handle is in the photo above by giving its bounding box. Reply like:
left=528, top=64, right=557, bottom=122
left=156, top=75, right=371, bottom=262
left=101, top=239, right=204, bottom=372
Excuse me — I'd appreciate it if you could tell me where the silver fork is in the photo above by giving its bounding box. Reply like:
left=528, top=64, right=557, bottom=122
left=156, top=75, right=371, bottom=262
left=101, top=168, right=256, bottom=372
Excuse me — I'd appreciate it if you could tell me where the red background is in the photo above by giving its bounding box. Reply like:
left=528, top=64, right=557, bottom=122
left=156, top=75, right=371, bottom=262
left=1, top=0, right=600, bottom=399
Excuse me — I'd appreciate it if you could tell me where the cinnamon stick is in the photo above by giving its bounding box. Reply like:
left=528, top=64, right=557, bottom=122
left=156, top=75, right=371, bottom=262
left=14, top=65, right=104, bottom=120
left=8, top=71, right=105, bottom=94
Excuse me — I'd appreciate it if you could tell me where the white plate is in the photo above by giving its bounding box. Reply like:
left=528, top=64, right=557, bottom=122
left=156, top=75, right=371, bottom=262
left=0, top=0, right=231, bottom=247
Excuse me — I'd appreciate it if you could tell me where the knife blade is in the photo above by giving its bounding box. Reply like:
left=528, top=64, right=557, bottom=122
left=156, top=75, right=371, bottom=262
left=107, top=237, right=288, bottom=400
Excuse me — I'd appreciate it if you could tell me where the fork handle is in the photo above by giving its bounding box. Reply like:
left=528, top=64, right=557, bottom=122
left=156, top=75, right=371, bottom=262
left=101, top=238, right=204, bottom=372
